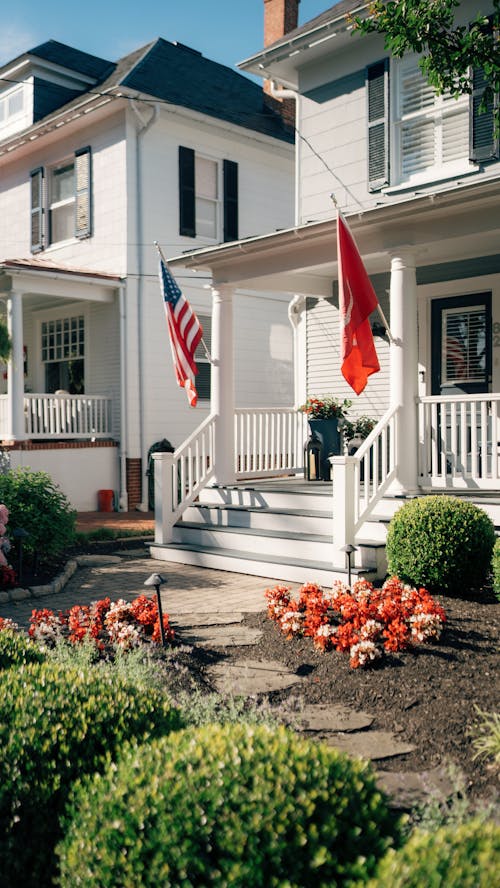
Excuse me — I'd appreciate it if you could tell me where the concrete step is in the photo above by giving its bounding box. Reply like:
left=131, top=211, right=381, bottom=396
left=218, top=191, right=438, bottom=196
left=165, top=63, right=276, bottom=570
left=149, top=541, right=377, bottom=586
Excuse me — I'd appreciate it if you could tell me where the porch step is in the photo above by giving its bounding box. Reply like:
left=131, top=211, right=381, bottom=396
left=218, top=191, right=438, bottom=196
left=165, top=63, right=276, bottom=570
left=149, top=541, right=378, bottom=586
left=182, top=502, right=332, bottom=534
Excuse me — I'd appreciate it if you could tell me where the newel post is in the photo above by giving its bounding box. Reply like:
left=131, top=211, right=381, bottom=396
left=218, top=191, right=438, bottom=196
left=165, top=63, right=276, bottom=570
left=330, top=455, right=357, bottom=565
left=153, top=451, right=175, bottom=544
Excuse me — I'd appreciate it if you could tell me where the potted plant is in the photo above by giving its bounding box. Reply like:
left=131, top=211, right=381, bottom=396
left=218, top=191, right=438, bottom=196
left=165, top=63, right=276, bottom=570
left=299, top=396, right=352, bottom=480
left=342, top=415, right=377, bottom=455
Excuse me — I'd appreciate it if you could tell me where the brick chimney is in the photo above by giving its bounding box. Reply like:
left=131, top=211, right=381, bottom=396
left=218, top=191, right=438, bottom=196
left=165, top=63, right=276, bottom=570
left=263, top=0, right=300, bottom=127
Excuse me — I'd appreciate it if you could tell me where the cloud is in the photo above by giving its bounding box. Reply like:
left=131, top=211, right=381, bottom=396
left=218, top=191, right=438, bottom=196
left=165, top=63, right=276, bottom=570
left=0, top=24, right=35, bottom=67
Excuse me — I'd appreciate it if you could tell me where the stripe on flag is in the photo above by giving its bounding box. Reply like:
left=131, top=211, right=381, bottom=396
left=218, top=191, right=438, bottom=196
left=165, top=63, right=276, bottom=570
left=159, top=258, right=203, bottom=407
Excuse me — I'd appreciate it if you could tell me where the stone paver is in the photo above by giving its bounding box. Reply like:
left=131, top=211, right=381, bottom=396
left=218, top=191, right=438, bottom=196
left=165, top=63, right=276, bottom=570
left=291, top=703, right=374, bottom=733
left=376, top=768, right=455, bottom=810
left=207, top=659, right=305, bottom=695
left=322, top=730, right=416, bottom=761
left=177, top=625, right=262, bottom=648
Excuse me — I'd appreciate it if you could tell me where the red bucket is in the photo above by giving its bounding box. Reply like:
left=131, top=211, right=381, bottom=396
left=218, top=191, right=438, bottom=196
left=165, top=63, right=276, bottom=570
left=97, top=489, right=114, bottom=512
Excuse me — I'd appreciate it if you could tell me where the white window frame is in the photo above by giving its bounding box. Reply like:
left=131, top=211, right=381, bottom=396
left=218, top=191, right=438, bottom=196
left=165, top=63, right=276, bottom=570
left=48, top=158, right=76, bottom=246
left=391, top=55, right=471, bottom=187
left=35, top=305, right=88, bottom=393
left=195, top=154, right=221, bottom=241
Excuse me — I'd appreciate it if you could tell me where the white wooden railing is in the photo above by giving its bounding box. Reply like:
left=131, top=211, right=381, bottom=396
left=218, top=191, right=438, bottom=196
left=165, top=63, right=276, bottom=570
left=330, top=406, right=398, bottom=561
left=419, top=394, right=500, bottom=489
left=152, top=414, right=216, bottom=543
left=234, top=407, right=308, bottom=479
left=0, top=393, right=113, bottom=438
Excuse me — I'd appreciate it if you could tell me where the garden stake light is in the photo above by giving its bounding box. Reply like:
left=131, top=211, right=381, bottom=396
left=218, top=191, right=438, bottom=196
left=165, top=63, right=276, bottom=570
left=341, top=543, right=357, bottom=587
left=144, top=573, right=167, bottom=646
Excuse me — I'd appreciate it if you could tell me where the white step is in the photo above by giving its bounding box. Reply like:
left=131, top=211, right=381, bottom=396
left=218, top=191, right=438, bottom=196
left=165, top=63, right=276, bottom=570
left=150, top=541, right=378, bottom=586
left=173, top=522, right=334, bottom=562
left=183, top=502, right=332, bottom=535
left=199, top=482, right=332, bottom=512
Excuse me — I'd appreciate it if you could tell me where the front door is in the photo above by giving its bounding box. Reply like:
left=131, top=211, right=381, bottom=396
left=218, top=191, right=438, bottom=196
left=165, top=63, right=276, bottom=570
left=431, top=293, right=491, bottom=396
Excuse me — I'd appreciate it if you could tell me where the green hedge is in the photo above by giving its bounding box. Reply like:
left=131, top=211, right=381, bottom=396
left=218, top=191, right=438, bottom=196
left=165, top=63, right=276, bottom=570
left=0, top=662, right=183, bottom=888
left=366, top=818, right=500, bottom=887
left=0, top=467, right=76, bottom=565
left=57, top=722, right=402, bottom=887
left=492, top=538, right=500, bottom=601
left=0, top=628, right=45, bottom=669
left=386, top=496, right=496, bottom=594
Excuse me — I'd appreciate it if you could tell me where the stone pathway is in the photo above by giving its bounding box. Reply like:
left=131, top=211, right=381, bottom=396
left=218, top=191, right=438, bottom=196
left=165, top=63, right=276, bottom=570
left=0, top=549, right=453, bottom=811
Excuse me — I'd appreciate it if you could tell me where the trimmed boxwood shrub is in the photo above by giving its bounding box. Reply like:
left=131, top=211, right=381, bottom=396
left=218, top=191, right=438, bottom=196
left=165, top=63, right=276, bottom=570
left=0, top=662, right=183, bottom=888
left=492, top=538, right=500, bottom=601
left=57, top=722, right=402, bottom=888
left=0, top=467, right=76, bottom=566
left=386, top=495, right=496, bottom=594
left=0, top=628, right=45, bottom=669
left=366, top=818, right=500, bottom=887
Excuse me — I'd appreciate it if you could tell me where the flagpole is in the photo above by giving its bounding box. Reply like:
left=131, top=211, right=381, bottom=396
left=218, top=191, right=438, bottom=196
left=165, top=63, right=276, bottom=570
left=331, top=196, right=395, bottom=344
left=154, top=241, right=213, bottom=363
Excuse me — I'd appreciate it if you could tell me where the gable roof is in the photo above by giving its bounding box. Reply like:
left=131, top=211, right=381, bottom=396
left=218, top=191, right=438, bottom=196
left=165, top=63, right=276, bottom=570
left=0, top=37, right=293, bottom=151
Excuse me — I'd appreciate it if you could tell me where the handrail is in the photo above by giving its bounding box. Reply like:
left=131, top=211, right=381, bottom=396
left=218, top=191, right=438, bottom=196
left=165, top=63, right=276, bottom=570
left=352, top=405, right=398, bottom=530
left=234, top=407, right=307, bottom=478
left=153, top=413, right=216, bottom=543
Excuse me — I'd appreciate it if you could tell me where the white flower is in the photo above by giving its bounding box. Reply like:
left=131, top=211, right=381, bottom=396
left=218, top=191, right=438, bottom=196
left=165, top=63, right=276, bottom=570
left=349, top=640, right=382, bottom=668
left=280, top=610, right=304, bottom=636
left=360, top=619, right=383, bottom=640
left=409, top=612, right=443, bottom=642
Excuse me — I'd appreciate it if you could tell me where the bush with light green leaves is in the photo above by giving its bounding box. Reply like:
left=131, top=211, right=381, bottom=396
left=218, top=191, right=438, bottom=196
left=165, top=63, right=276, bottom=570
left=0, top=661, right=183, bottom=888
left=386, top=495, right=496, bottom=594
left=365, top=818, right=500, bottom=887
left=0, top=626, right=45, bottom=670
left=57, top=722, right=402, bottom=888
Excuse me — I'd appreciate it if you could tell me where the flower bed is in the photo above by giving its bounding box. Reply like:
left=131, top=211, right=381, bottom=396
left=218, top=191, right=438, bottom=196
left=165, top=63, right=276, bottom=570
left=21, top=593, right=174, bottom=652
left=265, top=577, right=446, bottom=668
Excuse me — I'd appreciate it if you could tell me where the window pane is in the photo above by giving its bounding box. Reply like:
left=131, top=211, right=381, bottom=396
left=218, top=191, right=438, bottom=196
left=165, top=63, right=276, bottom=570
left=401, top=118, right=435, bottom=176
left=51, top=204, right=74, bottom=243
left=195, top=157, right=217, bottom=199
left=8, top=88, right=23, bottom=115
left=52, top=164, right=74, bottom=203
left=196, top=197, right=217, bottom=238
left=401, top=62, right=435, bottom=115
left=442, top=108, right=469, bottom=163
left=442, top=308, right=486, bottom=384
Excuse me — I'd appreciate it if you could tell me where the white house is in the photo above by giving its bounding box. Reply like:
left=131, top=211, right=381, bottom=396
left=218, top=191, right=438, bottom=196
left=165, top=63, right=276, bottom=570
left=150, top=0, right=500, bottom=584
left=0, top=31, right=295, bottom=510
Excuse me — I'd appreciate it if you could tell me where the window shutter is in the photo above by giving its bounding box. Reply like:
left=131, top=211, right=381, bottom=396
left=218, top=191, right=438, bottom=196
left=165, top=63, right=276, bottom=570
left=470, top=65, right=499, bottom=162
left=223, top=159, right=238, bottom=242
left=194, top=313, right=211, bottom=400
left=75, top=147, right=92, bottom=238
left=367, top=60, right=389, bottom=191
left=179, top=146, right=196, bottom=237
left=30, top=167, right=44, bottom=253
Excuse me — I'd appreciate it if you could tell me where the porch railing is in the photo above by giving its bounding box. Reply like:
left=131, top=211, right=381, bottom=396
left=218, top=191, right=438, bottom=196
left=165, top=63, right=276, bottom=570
left=419, top=394, right=500, bottom=489
left=234, top=407, right=307, bottom=479
left=152, top=414, right=216, bottom=543
left=330, top=406, right=398, bottom=562
left=0, top=393, right=113, bottom=439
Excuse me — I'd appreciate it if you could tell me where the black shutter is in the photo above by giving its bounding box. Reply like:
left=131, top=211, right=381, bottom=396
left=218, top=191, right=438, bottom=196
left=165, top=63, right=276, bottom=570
left=367, top=60, right=389, bottom=191
left=30, top=167, right=44, bottom=253
left=179, top=146, right=195, bottom=237
left=75, top=146, right=92, bottom=238
left=223, top=159, right=238, bottom=242
left=470, top=67, right=499, bottom=162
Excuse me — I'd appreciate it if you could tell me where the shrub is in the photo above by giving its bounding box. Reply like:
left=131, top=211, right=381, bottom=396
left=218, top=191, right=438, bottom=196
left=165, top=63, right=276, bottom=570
left=0, top=467, right=76, bottom=567
left=0, top=625, right=45, bottom=669
left=366, top=818, right=500, bottom=887
left=0, top=661, right=183, bottom=888
left=57, top=722, right=402, bottom=888
left=470, top=707, right=500, bottom=773
left=386, top=496, right=496, bottom=594
left=492, top=538, right=500, bottom=601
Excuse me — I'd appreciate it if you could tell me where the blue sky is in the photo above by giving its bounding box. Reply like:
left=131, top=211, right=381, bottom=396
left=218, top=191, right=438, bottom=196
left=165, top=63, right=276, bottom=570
left=0, top=1, right=328, bottom=73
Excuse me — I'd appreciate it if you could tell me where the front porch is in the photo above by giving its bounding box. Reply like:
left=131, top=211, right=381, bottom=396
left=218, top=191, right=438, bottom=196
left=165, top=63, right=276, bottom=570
left=150, top=396, right=500, bottom=584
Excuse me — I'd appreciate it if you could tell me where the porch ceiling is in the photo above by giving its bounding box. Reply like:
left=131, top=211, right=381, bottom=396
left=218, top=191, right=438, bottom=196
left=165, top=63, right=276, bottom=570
left=167, top=178, right=500, bottom=296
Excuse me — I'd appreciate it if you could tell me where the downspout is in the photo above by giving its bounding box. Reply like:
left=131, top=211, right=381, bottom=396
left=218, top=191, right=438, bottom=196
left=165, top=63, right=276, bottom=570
left=118, top=283, right=128, bottom=510
left=130, top=99, right=160, bottom=511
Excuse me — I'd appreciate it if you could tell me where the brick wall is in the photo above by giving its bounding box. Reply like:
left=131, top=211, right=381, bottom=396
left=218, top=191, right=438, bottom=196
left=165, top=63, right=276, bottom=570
left=126, top=458, right=142, bottom=510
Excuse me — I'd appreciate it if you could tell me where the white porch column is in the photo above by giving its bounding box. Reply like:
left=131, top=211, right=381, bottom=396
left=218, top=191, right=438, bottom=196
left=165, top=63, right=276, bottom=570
left=211, top=284, right=235, bottom=485
left=6, top=291, right=26, bottom=441
left=389, top=251, right=418, bottom=493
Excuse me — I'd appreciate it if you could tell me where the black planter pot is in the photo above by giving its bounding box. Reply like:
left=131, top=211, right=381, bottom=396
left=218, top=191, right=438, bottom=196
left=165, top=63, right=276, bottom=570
left=308, top=419, right=342, bottom=480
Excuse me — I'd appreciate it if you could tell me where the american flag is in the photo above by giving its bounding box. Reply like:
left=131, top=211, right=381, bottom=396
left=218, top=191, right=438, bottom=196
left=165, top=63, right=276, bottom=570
left=159, top=258, right=203, bottom=407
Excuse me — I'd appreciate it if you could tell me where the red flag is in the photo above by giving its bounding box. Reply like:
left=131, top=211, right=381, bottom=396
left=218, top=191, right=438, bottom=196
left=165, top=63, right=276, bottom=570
left=337, top=212, right=380, bottom=395
left=159, top=259, right=203, bottom=407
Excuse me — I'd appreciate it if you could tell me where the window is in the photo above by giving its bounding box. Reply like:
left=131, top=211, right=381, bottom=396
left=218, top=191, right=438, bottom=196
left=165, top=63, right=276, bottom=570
left=30, top=146, right=92, bottom=252
left=394, top=55, right=469, bottom=184
left=179, top=146, right=238, bottom=241
left=431, top=293, right=491, bottom=396
left=41, top=315, right=85, bottom=393
left=194, top=313, right=211, bottom=400
left=0, top=86, right=24, bottom=125
left=366, top=51, right=498, bottom=191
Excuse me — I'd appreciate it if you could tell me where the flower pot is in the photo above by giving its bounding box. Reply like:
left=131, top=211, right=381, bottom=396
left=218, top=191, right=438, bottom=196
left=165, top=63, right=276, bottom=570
left=308, top=419, right=341, bottom=481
